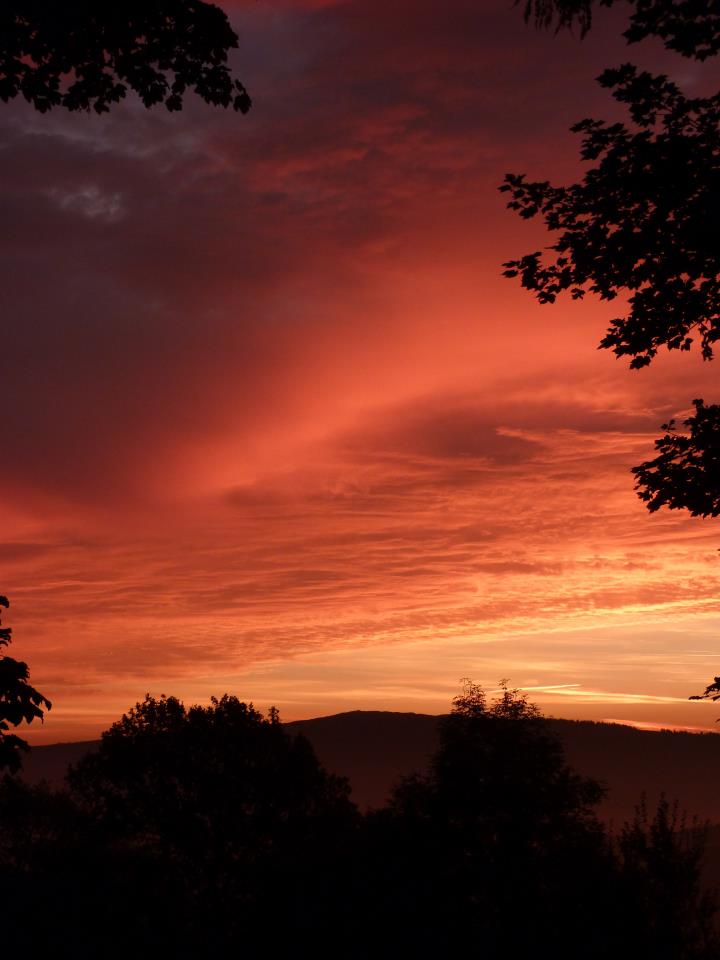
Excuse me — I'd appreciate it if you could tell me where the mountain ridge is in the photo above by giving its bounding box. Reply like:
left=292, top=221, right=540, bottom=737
left=15, top=710, right=720, bottom=825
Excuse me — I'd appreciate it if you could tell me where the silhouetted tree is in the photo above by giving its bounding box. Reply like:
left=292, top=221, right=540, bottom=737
left=520, top=0, right=720, bottom=59
left=365, top=681, right=613, bottom=957
left=70, top=693, right=353, bottom=837
left=502, top=64, right=720, bottom=370
left=68, top=693, right=357, bottom=950
left=0, top=774, right=194, bottom=957
left=2, top=684, right=719, bottom=958
left=0, top=2, right=251, bottom=114
left=690, top=674, right=720, bottom=705
left=0, top=695, right=357, bottom=957
left=358, top=680, right=720, bottom=958
left=616, top=797, right=719, bottom=960
left=504, top=2, right=720, bottom=519
left=633, top=399, right=720, bottom=518
left=393, top=679, right=604, bottom=845
left=0, top=596, right=51, bottom=773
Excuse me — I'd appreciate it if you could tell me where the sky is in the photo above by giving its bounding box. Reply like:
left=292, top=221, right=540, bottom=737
left=3, top=0, right=720, bottom=743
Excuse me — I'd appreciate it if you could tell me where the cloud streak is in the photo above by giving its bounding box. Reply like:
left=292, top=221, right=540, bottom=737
left=1, top=0, right=719, bottom=740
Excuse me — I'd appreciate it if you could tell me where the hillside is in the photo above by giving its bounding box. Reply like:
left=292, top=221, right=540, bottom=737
left=17, top=711, right=720, bottom=825
left=287, top=712, right=720, bottom=825
left=18, top=740, right=98, bottom=786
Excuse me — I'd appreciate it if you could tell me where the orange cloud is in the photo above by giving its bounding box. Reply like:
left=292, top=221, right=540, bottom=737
left=2, top=0, right=719, bottom=742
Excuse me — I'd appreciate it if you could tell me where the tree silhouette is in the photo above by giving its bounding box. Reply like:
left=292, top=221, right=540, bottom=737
left=0, top=2, right=251, bottom=114
left=617, top=797, right=719, bottom=960
left=389, top=679, right=605, bottom=847
left=357, top=680, right=720, bottom=958
left=0, top=596, right=51, bottom=773
left=689, top=674, right=720, bottom=704
left=504, top=5, right=720, bottom=520
left=365, top=681, right=613, bottom=957
left=70, top=693, right=353, bottom=842
left=633, top=399, right=720, bottom=518
left=520, top=0, right=720, bottom=60
left=1, top=685, right=719, bottom=957
left=68, top=693, right=356, bottom=948
left=0, top=773, right=198, bottom=956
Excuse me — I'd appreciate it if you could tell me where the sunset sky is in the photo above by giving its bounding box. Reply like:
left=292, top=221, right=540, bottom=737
left=3, top=0, right=720, bottom=743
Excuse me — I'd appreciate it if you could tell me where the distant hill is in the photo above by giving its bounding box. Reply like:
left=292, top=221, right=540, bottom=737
left=287, top=711, right=720, bottom=826
left=19, top=740, right=98, bottom=786
left=17, top=711, right=720, bottom=826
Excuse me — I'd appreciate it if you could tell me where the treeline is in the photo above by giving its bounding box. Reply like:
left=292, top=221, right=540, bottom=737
left=1, top=683, right=717, bottom=959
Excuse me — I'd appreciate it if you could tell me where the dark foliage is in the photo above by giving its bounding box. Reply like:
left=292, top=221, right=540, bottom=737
left=69, top=693, right=353, bottom=835
left=67, top=693, right=357, bottom=951
left=519, top=0, right=597, bottom=34
left=507, top=0, right=720, bottom=537
left=390, top=680, right=605, bottom=845
left=616, top=798, right=718, bottom=960
left=1, top=684, right=718, bottom=958
left=357, top=682, right=719, bottom=958
left=0, top=776, right=196, bottom=957
left=633, top=399, right=720, bottom=517
left=0, top=1, right=251, bottom=114
left=364, top=682, right=613, bottom=957
left=502, top=66, right=720, bottom=370
left=0, top=596, right=51, bottom=773
left=520, top=0, right=720, bottom=60
left=690, top=675, right=720, bottom=704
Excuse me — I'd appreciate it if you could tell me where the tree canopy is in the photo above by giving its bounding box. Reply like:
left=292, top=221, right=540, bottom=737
left=0, top=596, right=51, bottom=773
left=69, top=693, right=353, bottom=846
left=388, top=680, right=605, bottom=848
left=521, top=0, right=720, bottom=60
left=1, top=682, right=718, bottom=958
left=360, top=680, right=717, bottom=958
left=62, top=693, right=356, bottom=951
left=505, top=0, right=720, bottom=520
left=0, top=1, right=251, bottom=113
left=502, top=66, right=720, bottom=371
left=633, top=399, right=720, bottom=517
left=376, top=681, right=609, bottom=955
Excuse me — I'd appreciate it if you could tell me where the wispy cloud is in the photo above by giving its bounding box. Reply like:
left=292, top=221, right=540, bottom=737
left=2, top=0, right=719, bottom=741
